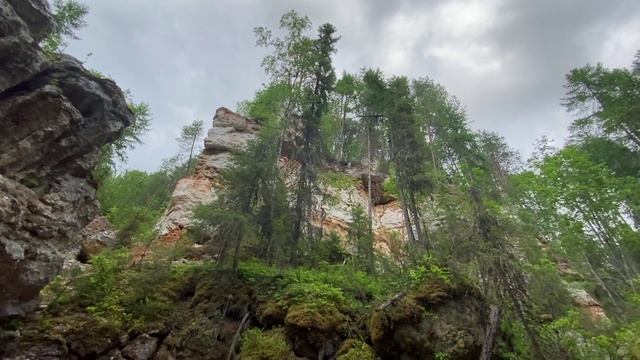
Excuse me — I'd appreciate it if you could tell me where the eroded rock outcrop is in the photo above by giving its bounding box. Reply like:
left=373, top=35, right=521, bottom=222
left=155, top=107, right=260, bottom=239
left=0, top=0, right=134, bottom=316
left=156, top=107, right=406, bottom=254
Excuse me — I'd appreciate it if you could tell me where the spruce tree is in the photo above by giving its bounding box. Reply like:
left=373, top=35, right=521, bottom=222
left=290, top=23, right=338, bottom=263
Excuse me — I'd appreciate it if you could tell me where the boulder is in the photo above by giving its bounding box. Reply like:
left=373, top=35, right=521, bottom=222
left=76, top=216, right=118, bottom=262
left=203, top=108, right=259, bottom=154
left=121, top=334, right=159, bottom=360
left=567, top=285, right=607, bottom=320
left=369, top=279, right=486, bottom=360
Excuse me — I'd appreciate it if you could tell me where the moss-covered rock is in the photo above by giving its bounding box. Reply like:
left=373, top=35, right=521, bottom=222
left=285, top=304, right=346, bottom=332
left=13, top=312, right=124, bottom=359
left=256, top=300, right=287, bottom=328
left=369, top=278, right=486, bottom=360
left=239, top=327, right=293, bottom=360
left=336, top=339, right=377, bottom=360
left=285, top=304, right=347, bottom=359
left=369, top=295, right=424, bottom=344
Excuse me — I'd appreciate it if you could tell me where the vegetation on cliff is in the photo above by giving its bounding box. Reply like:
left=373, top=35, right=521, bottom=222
left=2, top=3, right=640, bottom=360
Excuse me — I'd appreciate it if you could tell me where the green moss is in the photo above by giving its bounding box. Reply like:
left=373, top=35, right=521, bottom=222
left=412, top=277, right=454, bottom=306
left=336, top=339, right=377, bottom=360
left=257, top=300, right=287, bottom=327
left=631, top=338, right=640, bottom=360
left=285, top=304, right=346, bottom=332
left=21, top=313, right=122, bottom=357
left=369, top=296, right=423, bottom=344
left=239, top=328, right=291, bottom=360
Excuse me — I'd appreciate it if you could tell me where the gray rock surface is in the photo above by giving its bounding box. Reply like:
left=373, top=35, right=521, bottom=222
left=73, top=215, right=118, bottom=264
left=0, top=0, right=51, bottom=92
left=0, top=0, right=133, bottom=317
left=121, top=334, right=159, bottom=360
left=203, top=107, right=259, bottom=153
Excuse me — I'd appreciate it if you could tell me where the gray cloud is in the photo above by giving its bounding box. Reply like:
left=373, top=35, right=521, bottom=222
left=66, top=0, right=640, bottom=171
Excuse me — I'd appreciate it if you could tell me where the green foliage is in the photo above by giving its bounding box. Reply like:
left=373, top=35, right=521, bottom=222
left=176, top=119, right=205, bottom=173
left=237, top=260, right=282, bottom=282
left=320, top=171, right=357, bottom=190
left=45, top=249, right=202, bottom=330
left=242, top=83, right=293, bottom=125
left=272, top=265, right=390, bottom=314
left=97, top=168, right=179, bottom=244
left=94, top=97, right=152, bottom=183
left=563, top=58, right=640, bottom=150
left=535, top=310, right=639, bottom=359
left=239, top=328, right=291, bottom=360
left=277, top=281, right=353, bottom=311
left=41, top=0, right=89, bottom=58
left=337, top=340, right=377, bottom=360
left=347, top=205, right=375, bottom=273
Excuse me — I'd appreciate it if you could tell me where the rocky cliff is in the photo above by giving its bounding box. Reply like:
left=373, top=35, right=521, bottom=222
left=155, top=107, right=405, bottom=253
left=155, top=107, right=607, bottom=322
left=0, top=0, right=134, bottom=316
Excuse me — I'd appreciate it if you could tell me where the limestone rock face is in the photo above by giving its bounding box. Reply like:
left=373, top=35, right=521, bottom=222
left=156, top=176, right=217, bottom=236
left=155, top=107, right=406, bottom=252
left=0, top=0, right=134, bottom=317
left=313, top=184, right=405, bottom=253
left=203, top=107, right=260, bottom=153
left=567, top=283, right=608, bottom=320
left=155, top=108, right=260, bottom=238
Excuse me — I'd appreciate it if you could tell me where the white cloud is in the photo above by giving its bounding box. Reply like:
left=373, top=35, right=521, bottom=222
left=599, top=18, right=640, bottom=68
left=66, top=0, right=640, bottom=170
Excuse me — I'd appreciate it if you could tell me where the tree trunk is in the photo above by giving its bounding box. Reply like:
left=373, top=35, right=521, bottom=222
left=337, top=94, right=347, bottom=162
left=398, top=186, right=416, bottom=243
left=187, top=135, right=196, bottom=174
left=232, top=227, right=242, bottom=271
left=409, top=191, right=425, bottom=246
left=367, top=120, right=374, bottom=233
left=291, top=171, right=306, bottom=264
left=226, top=311, right=251, bottom=360
left=480, top=305, right=501, bottom=360
left=620, top=122, right=640, bottom=149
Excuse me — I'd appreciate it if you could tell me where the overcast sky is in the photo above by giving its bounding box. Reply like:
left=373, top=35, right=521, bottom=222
left=66, top=0, right=640, bottom=172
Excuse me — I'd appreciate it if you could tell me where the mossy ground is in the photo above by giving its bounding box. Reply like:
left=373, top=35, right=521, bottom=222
left=3, top=255, right=490, bottom=360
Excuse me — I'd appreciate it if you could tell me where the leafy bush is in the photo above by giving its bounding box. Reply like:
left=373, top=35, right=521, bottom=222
left=45, top=250, right=211, bottom=330
left=407, top=255, right=453, bottom=286
left=238, top=260, right=281, bottom=282
left=273, top=265, right=390, bottom=313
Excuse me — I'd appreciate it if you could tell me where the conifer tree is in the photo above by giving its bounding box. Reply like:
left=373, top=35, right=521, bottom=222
left=290, top=23, right=338, bottom=263
left=176, top=119, right=204, bottom=174
left=359, top=69, right=388, bottom=234
left=385, top=77, right=431, bottom=249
